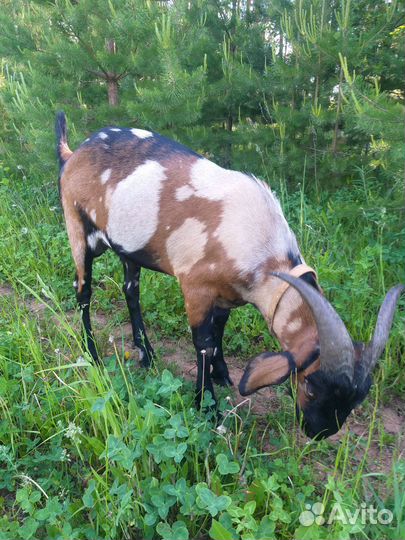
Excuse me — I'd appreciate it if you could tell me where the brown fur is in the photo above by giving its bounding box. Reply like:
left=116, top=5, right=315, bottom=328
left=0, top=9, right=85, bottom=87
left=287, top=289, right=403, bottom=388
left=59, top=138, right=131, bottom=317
left=60, top=133, right=321, bottom=397
left=61, top=143, right=261, bottom=325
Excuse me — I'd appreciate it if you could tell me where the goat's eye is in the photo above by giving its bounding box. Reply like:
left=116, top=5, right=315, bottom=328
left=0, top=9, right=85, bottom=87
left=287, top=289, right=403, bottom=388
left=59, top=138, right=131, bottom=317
left=304, top=379, right=315, bottom=399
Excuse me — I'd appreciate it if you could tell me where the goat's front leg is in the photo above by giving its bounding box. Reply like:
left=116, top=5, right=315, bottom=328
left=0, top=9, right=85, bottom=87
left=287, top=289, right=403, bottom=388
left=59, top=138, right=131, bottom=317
left=191, top=309, right=217, bottom=408
left=211, top=307, right=233, bottom=387
left=183, top=285, right=217, bottom=408
left=122, top=259, right=154, bottom=367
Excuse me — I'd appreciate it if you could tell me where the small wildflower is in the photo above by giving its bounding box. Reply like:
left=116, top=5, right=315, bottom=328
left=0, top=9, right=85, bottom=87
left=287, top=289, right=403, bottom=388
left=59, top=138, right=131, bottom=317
left=21, top=227, right=28, bottom=235
left=124, top=351, right=130, bottom=360
left=20, top=476, right=30, bottom=487
left=225, top=396, right=232, bottom=402
left=76, top=355, right=88, bottom=366
left=65, top=422, right=83, bottom=443
left=216, top=424, right=227, bottom=435
left=108, top=335, right=115, bottom=344
left=60, top=448, right=71, bottom=462
left=54, top=348, right=61, bottom=355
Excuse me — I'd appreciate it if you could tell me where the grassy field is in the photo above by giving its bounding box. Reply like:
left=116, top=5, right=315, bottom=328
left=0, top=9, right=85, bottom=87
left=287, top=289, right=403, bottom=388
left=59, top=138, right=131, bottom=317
left=0, top=162, right=404, bottom=540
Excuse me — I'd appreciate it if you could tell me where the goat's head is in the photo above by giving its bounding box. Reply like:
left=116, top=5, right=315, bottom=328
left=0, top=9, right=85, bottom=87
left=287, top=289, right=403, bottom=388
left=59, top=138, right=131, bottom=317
left=239, top=275, right=404, bottom=439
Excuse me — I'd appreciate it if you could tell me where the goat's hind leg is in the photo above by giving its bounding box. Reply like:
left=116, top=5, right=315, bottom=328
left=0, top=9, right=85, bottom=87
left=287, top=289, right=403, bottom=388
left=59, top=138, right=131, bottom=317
left=63, top=204, right=99, bottom=363
left=122, top=260, right=154, bottom=367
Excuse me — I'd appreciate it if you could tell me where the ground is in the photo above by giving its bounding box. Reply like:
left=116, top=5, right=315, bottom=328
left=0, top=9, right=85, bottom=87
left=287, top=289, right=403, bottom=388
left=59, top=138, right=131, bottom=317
left=2, top=282, right=403, bottom=477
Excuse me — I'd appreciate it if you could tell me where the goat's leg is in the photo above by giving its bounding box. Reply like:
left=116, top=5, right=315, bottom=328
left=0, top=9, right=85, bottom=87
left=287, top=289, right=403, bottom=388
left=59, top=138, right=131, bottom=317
left=211, top=307, right=233, bottom=387
left=74, top=249, right=99, bottom=363
left=191, top=309, right=217, bottom=408
left=122, top=260, right=154, bottom=367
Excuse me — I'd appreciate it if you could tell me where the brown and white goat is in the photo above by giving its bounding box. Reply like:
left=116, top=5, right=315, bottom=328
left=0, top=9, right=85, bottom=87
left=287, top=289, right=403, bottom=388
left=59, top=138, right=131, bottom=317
left=56, top=111, right=404, bottom=439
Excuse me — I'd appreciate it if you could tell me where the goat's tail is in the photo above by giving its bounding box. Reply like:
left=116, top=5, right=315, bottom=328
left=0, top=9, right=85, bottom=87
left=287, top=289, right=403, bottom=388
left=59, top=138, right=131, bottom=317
left=55, top=111, right=73, bottom=171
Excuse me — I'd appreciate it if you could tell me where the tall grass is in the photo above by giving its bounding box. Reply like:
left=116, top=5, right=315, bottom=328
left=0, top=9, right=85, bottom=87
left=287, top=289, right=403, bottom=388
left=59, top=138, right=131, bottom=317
left=0, top=163, right=404, bottom=539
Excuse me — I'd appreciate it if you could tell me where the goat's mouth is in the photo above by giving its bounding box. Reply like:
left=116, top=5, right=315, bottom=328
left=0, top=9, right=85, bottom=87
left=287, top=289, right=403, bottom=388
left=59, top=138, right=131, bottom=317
left=303, top=424, right=335, bottom=440
left=298, top=406, right=340, bottom=440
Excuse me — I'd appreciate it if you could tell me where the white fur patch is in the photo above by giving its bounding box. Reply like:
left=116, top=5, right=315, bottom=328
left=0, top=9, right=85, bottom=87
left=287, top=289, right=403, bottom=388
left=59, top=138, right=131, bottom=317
left=166, top=218, right=207, bottom=275
left=90, top=209, right=97, bottom=222
left=87, top=231, right=110, bottom=251
left=190, top=159, right=298, bottom=274
left=131, top=128, right=153, bottom=139
left=175, top=185, right=195, bottom=201
left=107, top=160, right=166, bottom=252
left=101, top=168, right=112, bottom=184
left=98, top=132, right=108, bottom=140
left=286, top=318, right=303, bottom=333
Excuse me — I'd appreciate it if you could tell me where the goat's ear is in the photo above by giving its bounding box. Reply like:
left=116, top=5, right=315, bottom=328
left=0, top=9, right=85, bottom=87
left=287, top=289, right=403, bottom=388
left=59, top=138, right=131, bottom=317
left=239, top=352, right=296, bottom=396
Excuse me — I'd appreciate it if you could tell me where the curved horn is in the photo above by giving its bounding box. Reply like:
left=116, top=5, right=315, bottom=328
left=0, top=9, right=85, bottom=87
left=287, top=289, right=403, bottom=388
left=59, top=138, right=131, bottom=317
left=362, top=284, right=404, bottom=376
left=271, top=272, right=355, bottom=383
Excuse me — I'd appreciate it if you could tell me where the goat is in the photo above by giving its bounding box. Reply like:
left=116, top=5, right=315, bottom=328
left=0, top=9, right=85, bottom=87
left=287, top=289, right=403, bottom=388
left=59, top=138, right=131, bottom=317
left=55, top=111, right=404, bottom=439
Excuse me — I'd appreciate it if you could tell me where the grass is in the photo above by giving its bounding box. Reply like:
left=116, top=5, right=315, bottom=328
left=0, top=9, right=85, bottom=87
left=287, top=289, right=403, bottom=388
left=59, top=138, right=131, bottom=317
left=0, top=162, right=404, bottom=540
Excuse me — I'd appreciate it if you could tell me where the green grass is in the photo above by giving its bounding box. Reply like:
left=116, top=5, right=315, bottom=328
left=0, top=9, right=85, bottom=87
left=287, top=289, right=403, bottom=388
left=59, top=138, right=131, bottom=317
left=0, top=164, right=404, bottom=539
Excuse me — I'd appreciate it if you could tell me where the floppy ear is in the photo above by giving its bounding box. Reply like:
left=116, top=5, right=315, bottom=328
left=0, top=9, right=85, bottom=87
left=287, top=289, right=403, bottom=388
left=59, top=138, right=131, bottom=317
left=239, top=352, right=296, bottom=396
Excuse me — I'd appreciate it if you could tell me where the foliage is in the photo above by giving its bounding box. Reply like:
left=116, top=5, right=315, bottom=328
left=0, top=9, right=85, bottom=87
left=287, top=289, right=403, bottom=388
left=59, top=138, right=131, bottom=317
left=0, top=0, right=403, bottom=183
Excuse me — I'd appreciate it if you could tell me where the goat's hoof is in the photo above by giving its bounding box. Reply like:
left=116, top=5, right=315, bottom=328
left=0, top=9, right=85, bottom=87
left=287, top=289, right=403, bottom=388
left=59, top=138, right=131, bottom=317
left=212, top=374, right=234, bottom=387
left=133, top=345, right=154, bottom=368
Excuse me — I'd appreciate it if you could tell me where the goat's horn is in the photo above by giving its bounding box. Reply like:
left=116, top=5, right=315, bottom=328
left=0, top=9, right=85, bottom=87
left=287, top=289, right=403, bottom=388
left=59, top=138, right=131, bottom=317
left=271, top=272, right=355, bottom=383
left=361, top=284, right=404, bottom=376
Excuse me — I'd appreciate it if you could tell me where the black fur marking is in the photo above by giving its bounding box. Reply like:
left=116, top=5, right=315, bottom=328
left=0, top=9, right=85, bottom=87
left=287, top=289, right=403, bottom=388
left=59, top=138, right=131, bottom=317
left=287, top=250, right=319, bottom=290
left=122, top=261, right=154, bottom=367
left=300, top=368, right=372, bottom=439
left=83, top=127, right=201, bottom=160
left=76, top=249, right=99, bottom=363
left=287, top=251, right=302, bottom=267
left=211, top=307, right=233, bottom=387
left=297, top=348, right=320, bottom=372
left=77, top=207, right=109, bottom=258
left=191, top=309, right=217, bottom=408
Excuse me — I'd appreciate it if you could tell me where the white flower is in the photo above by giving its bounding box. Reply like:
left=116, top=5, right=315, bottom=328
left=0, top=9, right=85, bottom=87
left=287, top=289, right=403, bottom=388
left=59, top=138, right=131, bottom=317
left=60, top=448, right=71, bottom=462
left=216, top=424, right=227, bottom=435
left=65, top=422, right=83, bottom=443
left=76, top=356, right=90, bottom=367
left=108, top=335, right=115, bottom=344
left=21, top=227, right=28, bottom=235
left=54, top=348, right=61, bottom=355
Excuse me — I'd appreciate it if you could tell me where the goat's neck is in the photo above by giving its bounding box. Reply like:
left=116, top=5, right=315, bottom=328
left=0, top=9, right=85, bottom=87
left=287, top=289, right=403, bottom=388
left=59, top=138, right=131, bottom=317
left=248, top=275, right=319, bottom=367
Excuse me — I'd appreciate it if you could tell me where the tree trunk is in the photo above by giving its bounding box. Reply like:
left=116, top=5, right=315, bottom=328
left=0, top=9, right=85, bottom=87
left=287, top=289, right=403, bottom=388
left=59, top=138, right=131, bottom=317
left=108, top=78, right=119, bottom=106
left=332, top=67, right=344, bottom=155
left=106, top=39, right=118, bottom=106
